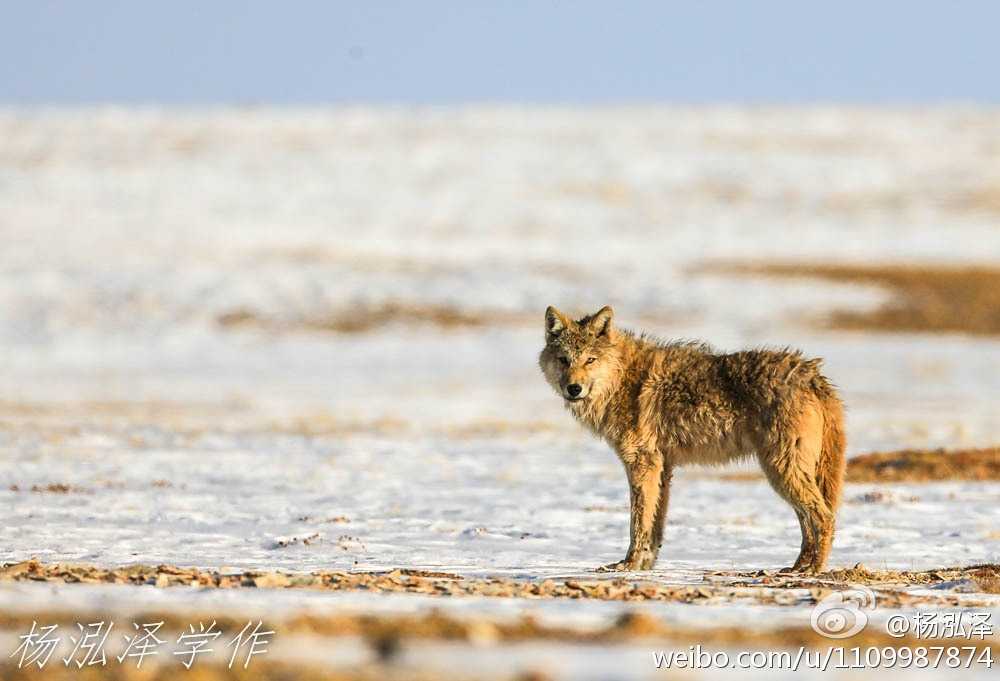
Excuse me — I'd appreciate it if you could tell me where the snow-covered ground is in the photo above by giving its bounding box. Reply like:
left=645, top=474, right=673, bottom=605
left=1, top=107, right=999, bottom=678
left=5, top=425, right=1000, bottom=573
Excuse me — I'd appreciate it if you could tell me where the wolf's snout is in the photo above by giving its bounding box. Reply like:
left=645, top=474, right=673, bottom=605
left=566, top=384, right=583, bottom=398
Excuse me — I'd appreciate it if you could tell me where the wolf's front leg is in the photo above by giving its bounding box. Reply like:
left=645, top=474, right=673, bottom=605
left=650, top=463, right=673, bottom=556
left=598, top=454, right=665, bottom=572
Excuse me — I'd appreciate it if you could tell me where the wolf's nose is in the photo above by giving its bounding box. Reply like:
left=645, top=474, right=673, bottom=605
left=566, top=384, right=583, bottom=397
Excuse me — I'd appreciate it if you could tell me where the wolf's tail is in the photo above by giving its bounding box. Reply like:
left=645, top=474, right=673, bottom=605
left=816, top=393, right=847, bottom=515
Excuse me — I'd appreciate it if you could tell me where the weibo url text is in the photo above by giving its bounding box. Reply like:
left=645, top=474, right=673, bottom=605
left=653, top=645, right=994, bottom=671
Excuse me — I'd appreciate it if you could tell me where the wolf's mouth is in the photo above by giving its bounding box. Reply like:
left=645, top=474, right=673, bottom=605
left=564, top=395, right=587, bottom=402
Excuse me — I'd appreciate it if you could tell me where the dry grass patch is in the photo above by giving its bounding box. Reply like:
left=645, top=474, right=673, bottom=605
left=712, top=262, right=1000, bottom=336
left=718, top=563, right=1000, bottom=596
left=659, top=447, right=999, bottom=484
left=847, top=447, right=1000, bottom=483
left=0, top=560, right=765, bottom=606
left=218, top=304, right=530, bottom=334
left=5, top=560, right=998, bottom=607
left=8, top=483, right=86, bottom=494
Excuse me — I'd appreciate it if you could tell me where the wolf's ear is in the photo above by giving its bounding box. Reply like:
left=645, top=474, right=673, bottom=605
left=545, top=306, right=569, bottom=341
left=587, top=305, right=614, bottom=338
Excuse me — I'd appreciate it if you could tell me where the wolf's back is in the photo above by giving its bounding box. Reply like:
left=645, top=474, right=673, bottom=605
left=718, top=348, right=831, bottom=404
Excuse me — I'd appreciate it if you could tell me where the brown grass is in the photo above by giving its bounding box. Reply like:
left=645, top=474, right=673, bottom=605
left=0, top=560, right=766, bottom=606
left=715, top=262, right=1000, bottom=336
left=8, top=483, right=84, bottom=494
left=218, top=304, right=530, bottom=334
left=721, top=563, right=1000, bottom=595
left=692, top=447, right=1000, bottom=484
left=4, top=559, right=999, bottom=606
left=847, top=447, right=1000, bottom=483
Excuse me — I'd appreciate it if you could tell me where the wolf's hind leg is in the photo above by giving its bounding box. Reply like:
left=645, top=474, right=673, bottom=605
left=790, top=509, right=817, bottom=572
left=812, top=509, right=836, bottom=572
left=758, top=413, right=834, bottom=576
left=758, top=398, right=836, bottom=573
left=598, top=453, right=664, bottom=572
left=759, top=452, right=830, bottom=573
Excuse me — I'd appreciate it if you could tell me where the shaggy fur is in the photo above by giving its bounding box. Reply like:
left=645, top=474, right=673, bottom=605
left=539, top=305, right=846, bottom=573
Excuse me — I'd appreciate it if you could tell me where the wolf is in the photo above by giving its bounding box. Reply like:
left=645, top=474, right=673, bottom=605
left=539, top=305, right=846, bottom=573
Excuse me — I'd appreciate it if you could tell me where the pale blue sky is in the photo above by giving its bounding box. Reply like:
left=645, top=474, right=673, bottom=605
left=3, top=1, right=999, bottom=104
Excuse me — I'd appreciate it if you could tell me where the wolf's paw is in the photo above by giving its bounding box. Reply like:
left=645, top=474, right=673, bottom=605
left=596, top=554, right=656, bottom=572
left=596, top=560, right=631, bottom=573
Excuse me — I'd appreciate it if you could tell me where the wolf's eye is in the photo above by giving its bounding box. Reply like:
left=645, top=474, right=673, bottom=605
left=558, top=357, right=570, bottom=367
left=585, top=357, right=596, bottom=365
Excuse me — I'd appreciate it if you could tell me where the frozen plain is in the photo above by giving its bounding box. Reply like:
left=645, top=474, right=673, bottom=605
left=1, top=107, right=999, bottom=678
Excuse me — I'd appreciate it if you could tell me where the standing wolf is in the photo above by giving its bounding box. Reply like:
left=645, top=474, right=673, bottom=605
left=539, top=306, right=846, bottom=573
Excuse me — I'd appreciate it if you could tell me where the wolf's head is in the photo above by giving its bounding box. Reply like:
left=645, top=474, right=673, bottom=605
left=539, top=305, right=620, bottom=404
